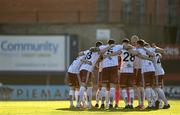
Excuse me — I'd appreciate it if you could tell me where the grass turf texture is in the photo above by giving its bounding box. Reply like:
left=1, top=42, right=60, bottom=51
left=0, top=100, right=179, bottom=115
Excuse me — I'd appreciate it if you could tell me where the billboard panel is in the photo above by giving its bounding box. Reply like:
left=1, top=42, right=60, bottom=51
left=0, top=36, right=65, bottom=71
left=0, top=85, right=69, bottom=100
left=160, top=44, right=180, bottom=60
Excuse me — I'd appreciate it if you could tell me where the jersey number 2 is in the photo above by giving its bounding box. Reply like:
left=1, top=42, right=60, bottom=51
left=156, top=54, right=161, bottom=64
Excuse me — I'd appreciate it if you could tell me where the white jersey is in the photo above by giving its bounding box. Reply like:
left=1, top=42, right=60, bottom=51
left=120, top=49, right=135, bottom=73
left=153, top=53, right=165, bottom=76
left=68, top=55, right=86, bottom=74
left=101, top=44, right=123, bottom=68
left=80, top=46, right=105, bottom=72
left=137, top=48, right=155, bottom=73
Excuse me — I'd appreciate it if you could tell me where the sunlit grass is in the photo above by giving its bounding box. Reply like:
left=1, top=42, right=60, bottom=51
left=0, top=100, right=179, bottom=115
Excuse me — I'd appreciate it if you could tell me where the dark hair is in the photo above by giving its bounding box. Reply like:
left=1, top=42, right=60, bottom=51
left=90, top=47, right=99, bottom=52
left=96, top=41, right=103, bottom=47
left=107, top=39, right=115, bottom=45
left=122, top=39, right=130, bottom=43
left=137, top=40, right=144, bottom=46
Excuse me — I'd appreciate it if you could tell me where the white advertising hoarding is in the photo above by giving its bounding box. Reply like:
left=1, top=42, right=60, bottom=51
left=96, top=29, right=111, bottom=40
left=0, top=35, right=65, bottom=71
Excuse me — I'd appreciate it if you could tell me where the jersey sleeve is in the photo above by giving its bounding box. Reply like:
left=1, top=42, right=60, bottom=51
left=99, top=45, right=107, bottom=51
left=136, top=48, right=143, bottom=55
left=150, top=48, right=156, bottom=52
left=115, top=44, right=123, bottom=51
left=83, top=50, right=89, bottom=55
left=147, top=47, right=156, bottom=54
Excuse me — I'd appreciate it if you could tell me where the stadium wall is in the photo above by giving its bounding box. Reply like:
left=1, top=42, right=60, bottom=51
left=0, top=24, right=168, bottom=49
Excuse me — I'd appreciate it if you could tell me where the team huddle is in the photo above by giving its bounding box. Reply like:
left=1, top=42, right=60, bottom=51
left=66, top=35, right=170, bottom=110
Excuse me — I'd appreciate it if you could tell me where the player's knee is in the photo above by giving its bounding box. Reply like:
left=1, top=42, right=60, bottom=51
left=101, top=87, right=106, bottom=97
left=129, top=88, right=134, bottom=98
left=69, top=87, right=75, bottom=95
left=75, top=88, right=79, bottom=92
left=128, top=87, right=134, bottom=90
left=69, top=86, right=75, bottom=90
left=102, top=83, right=111, bottom=91
left=86, top=81, right=93, bottom=87
left=79, top=86, right=86, bottom=92
left=121, top=86, right=126, bottom=89
left=101, top=83, right=106, bottom=87
left=110, top=83, right=115, bottom=88
left=87, top=87, right=93, bottom=95
left=110, top=87, right=115, bottom=97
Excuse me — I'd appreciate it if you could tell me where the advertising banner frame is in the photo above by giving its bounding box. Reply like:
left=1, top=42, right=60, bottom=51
left=0, top=35, right=67, bottom=72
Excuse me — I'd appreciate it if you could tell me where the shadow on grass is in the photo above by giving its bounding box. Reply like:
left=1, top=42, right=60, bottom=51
left=56, top=107, right=159, bottom=112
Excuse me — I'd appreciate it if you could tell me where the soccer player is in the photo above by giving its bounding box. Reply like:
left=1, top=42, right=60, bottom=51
left=67, top=51, right=87, bottom=108
left=103, top=38, right=151, bottom=109
left=119, top=39, right=135, bottom=109
left=77, top=43, right=114, bottom=109
left=130, top=35, right=145, bottom=109
left=117, top=39, right=151, bottom=109
left=149, top=43, right=170, bottom=109
left=99, top=39, right=124, bottom=109
left=94, top=41, right=104, bottom=108
left=136, top=40, right=157, bottom=109
left=94, top=66, right=102, bottom=108
left=143, top=42, right=169, bottom=109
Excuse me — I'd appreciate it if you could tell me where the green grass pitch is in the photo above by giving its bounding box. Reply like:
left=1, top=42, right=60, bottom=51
left=0, top=100, right=179, bottom=115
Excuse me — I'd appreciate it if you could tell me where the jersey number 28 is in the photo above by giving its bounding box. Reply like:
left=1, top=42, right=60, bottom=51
left=123, top=52, right=135, bottom=62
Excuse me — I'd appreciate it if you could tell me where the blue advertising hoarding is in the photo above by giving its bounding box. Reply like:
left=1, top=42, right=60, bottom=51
left=1, top=85, right=69, bottom=100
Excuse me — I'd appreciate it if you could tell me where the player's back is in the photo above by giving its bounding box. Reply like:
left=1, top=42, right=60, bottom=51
left=101, top=44, right=123, bottom=68
left=153, top=52, right=165, bottom=75
left=137, top=48, right=155, bottom=73
left=80, top=50, right=100, bottom=72
left=120, top=49, right=135, bottom=73
left=68, top=55, right=85, bottom=74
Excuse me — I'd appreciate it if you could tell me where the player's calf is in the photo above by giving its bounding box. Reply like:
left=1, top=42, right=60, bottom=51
left=69, top=87, right=75, bottom=108
left=115, top=85, right=120, bottom=108
left=129, top=87, right=134, bottom=109
left=86, top=87, right=93, bottom=109
left=121, top=88, right=128, bottom=108
left=76, top=85, right=86, bottom=108
left=145, top=87, right=154, bottom=109
left=109, top=87, right=115, bottom=109
left=95, top=88, right=101, bottom=108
